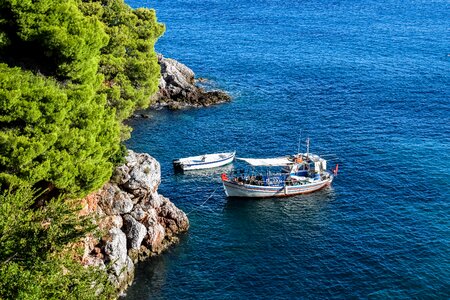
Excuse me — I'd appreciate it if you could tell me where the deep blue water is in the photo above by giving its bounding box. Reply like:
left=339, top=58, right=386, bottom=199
left=123, top=0, right=450, bottom=298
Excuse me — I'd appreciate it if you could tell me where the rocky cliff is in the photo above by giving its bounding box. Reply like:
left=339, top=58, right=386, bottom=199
left=151, top=54, right=231, bottom=110
left=80, top=150, right=189, bottom=294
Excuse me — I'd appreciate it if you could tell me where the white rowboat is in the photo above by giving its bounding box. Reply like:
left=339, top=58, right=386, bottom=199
left=173, top=151, right=236, bottom=171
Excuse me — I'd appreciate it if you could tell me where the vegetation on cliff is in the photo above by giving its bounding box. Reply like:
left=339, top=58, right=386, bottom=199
left=0, top=187, right=114, bottom=299
left=0, top=0, right=163, bottom=297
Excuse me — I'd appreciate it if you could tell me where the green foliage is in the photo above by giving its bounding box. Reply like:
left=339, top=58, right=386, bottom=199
left=79, top=0, right=165, bottom=137
left=0, top=64, right=121, bottom=197
left=0, top=0, right=108, bottom=84
left=0, top=187, right=114, bottom=299
left=0, top=0, right=164, bottom=297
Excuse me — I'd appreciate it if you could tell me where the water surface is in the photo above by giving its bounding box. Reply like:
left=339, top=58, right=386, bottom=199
left=124, top=0, right=449, bottom=298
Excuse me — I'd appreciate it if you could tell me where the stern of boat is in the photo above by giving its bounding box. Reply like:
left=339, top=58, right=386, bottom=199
left=172, top=159, right=184, bottom=172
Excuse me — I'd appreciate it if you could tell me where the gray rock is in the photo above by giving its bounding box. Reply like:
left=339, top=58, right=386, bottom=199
left=123, top=214, right=147, bottom=250
left=111, top=165, right=131, bottom=185
left=108, top=256, right=134, bottom=291
left=159, top=196, right=189, bottom=231
left=81, top=150, right=190, bottom=294
left=104, top=228, right=129, bottom=278
left=112, top=191, right=133, bottom=215
left=153, top=54, right=231, bottom=109
left=98, top=184, right=132, bottom=215
left=140, top=191, right=163, bottom=209
left=124, top=151, right=161, bottom=198
left=130, top=204, right=148, bottom=221
left=145, top=222, right=166, bottom=254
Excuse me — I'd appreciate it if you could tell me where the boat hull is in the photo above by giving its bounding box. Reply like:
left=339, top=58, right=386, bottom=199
left=174, top=152, right=235, bottom=171
left=222, top=177, right=333, bottom=198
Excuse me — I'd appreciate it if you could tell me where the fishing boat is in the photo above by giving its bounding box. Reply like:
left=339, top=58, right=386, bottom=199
left=173, top=151, right=236, bottom=171
left=221, top=140, right=337, bottom=198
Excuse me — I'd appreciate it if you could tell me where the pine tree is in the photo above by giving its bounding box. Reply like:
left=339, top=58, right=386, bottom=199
left=0, top=0, right=121, bottom=197
left=0, top=0, right=165, bottom=296
left=79, top=0, right=165, bottom=139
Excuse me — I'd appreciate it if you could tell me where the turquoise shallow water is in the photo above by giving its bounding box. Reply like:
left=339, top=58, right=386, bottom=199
left=124, top=0, right=449, bottom=298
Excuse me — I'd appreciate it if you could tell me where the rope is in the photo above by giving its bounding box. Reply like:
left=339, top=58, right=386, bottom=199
left=186, top=185, right=221, bottom=216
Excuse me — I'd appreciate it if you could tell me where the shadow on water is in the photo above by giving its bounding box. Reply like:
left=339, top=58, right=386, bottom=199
left=172, top=164, right=234, bottom=180
left=222, top=187, right=337, bottom=233
left=123, top=233, right=190, bottom=300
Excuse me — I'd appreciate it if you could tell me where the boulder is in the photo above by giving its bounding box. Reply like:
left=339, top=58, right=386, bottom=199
left=130, top=204, right=148, bottom=222
left=123, top=151, right=161, bottom=197
left=97, top=183, right=133, bottom=215
left=111, top=165, right=131, bottom=186
left=145, top=222, right=166, bottom=254
left=104, top=228, right=129, bottom=279
left=123, top=214, right=147, bottom=250
left=158, top=196, right=189, bottom=231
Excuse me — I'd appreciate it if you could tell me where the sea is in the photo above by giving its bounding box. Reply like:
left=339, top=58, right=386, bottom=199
left=123, top=0, right=450, bottom=299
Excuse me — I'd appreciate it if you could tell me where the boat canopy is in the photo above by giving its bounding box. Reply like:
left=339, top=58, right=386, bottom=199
left=237, top=157, right=293, bottom=167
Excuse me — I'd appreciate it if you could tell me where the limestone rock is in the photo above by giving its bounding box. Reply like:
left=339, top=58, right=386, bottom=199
left=151, top=54, right=231, bottom=109
left=123, top=214, right=147, bottom=250
left=111, top=165, right=131, bottom=185
left=130, top=204, right=148, bottom=222
left=98, top=215, right=123, bottom=232
left=80, top=150, right=189, bottom=295
left=159, top=196, right=189, bottom=232
left=145, top=222, right=166, bottom=254
left=97, top=183, right=133, bottom=215
left=124, top=151, right=161, bottom=197
left=104, top=228, right=129, bottom=278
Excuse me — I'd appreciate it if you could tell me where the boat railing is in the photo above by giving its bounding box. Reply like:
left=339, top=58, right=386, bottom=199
left=227, top=168, right=329, bottom=187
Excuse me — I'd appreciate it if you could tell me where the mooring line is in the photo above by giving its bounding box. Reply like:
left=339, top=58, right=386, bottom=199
left=186, top=185, right=221, bottom=215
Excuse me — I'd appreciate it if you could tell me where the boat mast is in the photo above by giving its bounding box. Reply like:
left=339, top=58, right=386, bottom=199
left=306, top=137, right=310, bottom=158
left=297, top=130, right=302, bottom=155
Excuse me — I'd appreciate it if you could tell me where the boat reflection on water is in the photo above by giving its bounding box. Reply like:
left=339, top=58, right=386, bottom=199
left=221, top=187, right=337, bottom=247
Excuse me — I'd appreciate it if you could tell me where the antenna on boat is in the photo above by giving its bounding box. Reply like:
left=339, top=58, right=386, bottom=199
left=306, top=137, right=310, bottom=158
left=297, top=130, right=302, bottom=155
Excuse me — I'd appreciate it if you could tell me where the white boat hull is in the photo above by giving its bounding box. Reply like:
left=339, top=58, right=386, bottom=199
left=222, top=177, right=333, bottom=198
left=183, top=155, right=235, bottom=171
left=174, top=152, right=236, bottom=171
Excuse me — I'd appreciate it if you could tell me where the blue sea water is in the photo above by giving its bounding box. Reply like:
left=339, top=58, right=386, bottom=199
left=123, top=0, right=450, bottom=298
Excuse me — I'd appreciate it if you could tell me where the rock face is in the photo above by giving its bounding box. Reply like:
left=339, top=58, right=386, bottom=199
left=151, top=54, right=231, bottom=109
left=81, top=150, right=189, bottom=294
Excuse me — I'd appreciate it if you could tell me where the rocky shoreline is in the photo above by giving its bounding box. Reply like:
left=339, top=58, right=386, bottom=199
left=82, top=55, right=227, bottom=296
left=80, top=150, right=189, bottom=295
left=149, top=54, right=231, bottom=110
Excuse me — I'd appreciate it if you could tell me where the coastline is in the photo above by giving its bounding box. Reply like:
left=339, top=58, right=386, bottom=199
left=136, top=54, right=231, bottom=114
left=82, top=55, right=232, bottom=297
left=80, top=150, right=189, bottom=296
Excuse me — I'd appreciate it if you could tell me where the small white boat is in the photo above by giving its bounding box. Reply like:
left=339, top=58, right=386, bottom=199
left=173, top=151, right=236, bottom=171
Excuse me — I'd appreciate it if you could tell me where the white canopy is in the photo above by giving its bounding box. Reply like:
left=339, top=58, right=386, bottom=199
left=237, top=157, right=293, bottom=167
